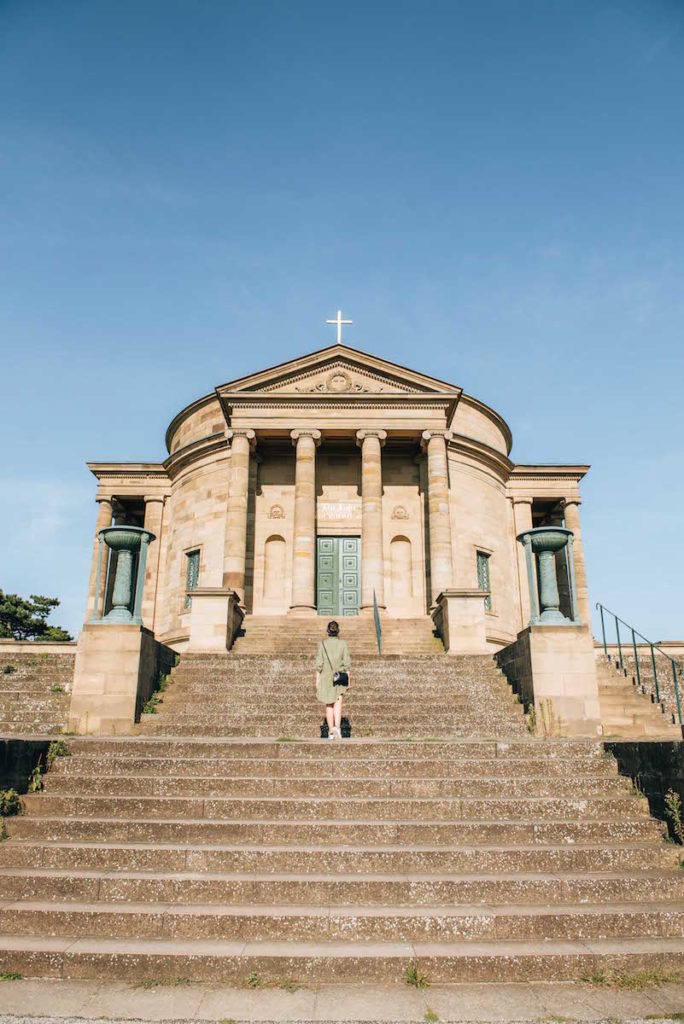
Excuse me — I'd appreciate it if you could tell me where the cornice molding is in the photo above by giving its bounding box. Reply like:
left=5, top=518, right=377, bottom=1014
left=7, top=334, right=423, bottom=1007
left=510, top=464, right=590, bottom=482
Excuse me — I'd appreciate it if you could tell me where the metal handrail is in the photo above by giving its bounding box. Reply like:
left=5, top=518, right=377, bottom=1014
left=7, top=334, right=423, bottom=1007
left=596, top=602, right=683, bottom=726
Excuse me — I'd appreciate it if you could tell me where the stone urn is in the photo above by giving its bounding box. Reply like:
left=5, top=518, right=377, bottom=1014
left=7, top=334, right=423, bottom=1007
left=516, top=526, right=577, bottom=625
left=99, top=525, right=156, bottom=624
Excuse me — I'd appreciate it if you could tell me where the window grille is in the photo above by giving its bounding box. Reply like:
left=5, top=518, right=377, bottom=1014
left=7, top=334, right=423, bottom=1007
left=185, top=550, right=200, bottom=608
left=477, top=551, right=492, bottom=610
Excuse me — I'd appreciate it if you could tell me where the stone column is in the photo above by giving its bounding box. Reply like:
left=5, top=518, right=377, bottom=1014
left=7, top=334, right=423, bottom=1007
left=290, top=428, right=321, bottom=614
left=563, top=498, right=591, bottom=625
left=421, top=430, right=454, bottom=607
left=356, top=429, right=387, bottom=612
left=85, top=497, right=113, bottom=621
left=222, top=428, right=255, bottom=603
left=142, top=496, right=165, bottom=630
left=512, top=497, right=534, bottom=628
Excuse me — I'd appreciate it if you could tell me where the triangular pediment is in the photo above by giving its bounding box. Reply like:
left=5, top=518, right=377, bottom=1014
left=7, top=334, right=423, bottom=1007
left=217, top=344, right=460, bottom=396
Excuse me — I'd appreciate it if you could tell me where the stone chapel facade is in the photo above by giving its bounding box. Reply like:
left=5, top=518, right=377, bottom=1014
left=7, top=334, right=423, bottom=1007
left=83, top=343, right=591, bottom=652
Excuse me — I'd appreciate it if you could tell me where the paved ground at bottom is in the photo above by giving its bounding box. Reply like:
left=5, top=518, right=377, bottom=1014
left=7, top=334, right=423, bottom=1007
left=0, top=979, right=683, bottom=1022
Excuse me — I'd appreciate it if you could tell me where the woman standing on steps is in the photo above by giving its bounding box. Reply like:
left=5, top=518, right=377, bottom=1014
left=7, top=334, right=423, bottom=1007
left=315, top=620, right=351, bottom=740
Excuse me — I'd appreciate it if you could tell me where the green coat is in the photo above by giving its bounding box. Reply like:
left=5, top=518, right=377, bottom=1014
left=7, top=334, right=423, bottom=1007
left=315, top=637, right=351, bottom=704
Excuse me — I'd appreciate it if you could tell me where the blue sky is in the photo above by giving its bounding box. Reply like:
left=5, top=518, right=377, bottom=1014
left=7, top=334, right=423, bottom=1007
left=1, top=0, right=683, bottom=640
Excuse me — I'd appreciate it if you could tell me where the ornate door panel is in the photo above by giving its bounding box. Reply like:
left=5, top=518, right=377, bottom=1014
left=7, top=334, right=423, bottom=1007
left=316, top=537, right=360, bottom=616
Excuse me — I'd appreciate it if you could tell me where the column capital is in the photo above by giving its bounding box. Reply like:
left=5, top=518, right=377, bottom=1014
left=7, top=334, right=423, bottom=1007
left=561, top=496, right=582, bottom=509
left=356, top=429, right=387, bottom=447
left=511, top=496, right=534, bottom=507
left=290, top=428, right=322, bottom=447
left=227, top=428, right=256, bottom=451
left=95, top=495, right=114, bottom=507
left=421, top=429, right=452, bottom=452
left=143, top=494, right=166, bottom=506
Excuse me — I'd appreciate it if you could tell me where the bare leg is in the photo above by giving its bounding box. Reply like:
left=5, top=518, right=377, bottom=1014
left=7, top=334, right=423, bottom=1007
left=334, top=697, right=343, bottom=731
left=325, top=704, right=335, bottom=735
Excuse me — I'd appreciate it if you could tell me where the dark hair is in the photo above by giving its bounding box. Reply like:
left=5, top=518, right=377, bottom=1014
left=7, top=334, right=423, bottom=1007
left=327, top=620, right=340, bottom=637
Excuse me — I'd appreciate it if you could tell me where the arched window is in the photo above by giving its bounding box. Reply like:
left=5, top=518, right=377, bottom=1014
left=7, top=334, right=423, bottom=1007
left=390, top=536, right=412, bottom=598
left=263, top=535, right=286, bottom=601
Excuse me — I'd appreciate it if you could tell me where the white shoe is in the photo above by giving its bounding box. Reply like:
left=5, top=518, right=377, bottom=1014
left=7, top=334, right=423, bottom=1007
left=333, top=727, right=342, bottom=741
left=328, top=729, right=336, bottom=740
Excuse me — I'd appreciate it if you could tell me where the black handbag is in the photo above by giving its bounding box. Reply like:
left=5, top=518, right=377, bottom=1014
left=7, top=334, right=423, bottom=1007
left=322, top=641, right=349, bottom=687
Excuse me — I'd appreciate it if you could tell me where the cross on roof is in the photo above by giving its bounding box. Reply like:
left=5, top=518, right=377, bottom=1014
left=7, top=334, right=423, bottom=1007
left=325, top=309, right=352, bottom=344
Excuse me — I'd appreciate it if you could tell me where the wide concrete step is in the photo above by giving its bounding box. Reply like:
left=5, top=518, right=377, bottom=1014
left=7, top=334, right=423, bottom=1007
left=136, top=720, right=526, bottom=738
left=138, top=711, right=526, bottom=729
left=1, top=868, right=682, bottom=907
left=2, top=898, right=684, bottom=943
left=161, top=698, right=518, bottom=714
left=22, top=792, right=648, bottom=822
left=43, top=773, right=628, bottom=799
left=7, top=816, right=664, bottom=846
left=61, top=736, right=601, bottom=756
left=1, top=841, right=677, bottom=874
left=51, top=754, right=619, bottom=778
left=1, top=933, right=683, bottom=984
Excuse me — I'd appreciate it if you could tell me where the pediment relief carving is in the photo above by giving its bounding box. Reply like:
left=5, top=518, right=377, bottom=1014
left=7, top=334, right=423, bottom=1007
left=261, top=361, right=417, bottom=395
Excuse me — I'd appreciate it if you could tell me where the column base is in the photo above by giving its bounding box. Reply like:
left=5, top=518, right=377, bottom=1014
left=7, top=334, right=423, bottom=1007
left=360, top=604, right=386, bottom=616
left=289, top=605, right=318, bottom=617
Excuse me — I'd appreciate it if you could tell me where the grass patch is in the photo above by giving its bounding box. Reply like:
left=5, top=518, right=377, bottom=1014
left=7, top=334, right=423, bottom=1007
left=276, top=736, right=296, bottom=743
left=0, top=972, right=22, bottom=982
left=580, top=966, right=682, bottom=989
left=136, top=976, right=192, bottom=989
left=278, top=978, right=301, bottom=992
left=0, top=789, right=22, bottom=817
left=50, top=684, right=64, bottom=693
left=245, top=970, right=260, bottom=988
left=2, top=664, right=16, bottom=675
left=404, top=961, right=429, bottom=989
left=425, top=1010, right=439, bottom=1023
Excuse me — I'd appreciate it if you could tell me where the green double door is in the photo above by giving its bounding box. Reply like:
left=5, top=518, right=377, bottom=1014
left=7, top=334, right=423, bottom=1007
left=316, top=537, right=361, bottom=617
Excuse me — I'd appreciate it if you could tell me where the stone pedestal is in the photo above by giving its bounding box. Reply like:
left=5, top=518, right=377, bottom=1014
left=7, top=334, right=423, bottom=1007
left=497, top=624, right=601, bottom=737
left=432, top=588, right=489, bottom=655
left=68, top=624, right=175, bottom=735
left=187, top=588, right=244, bottom=652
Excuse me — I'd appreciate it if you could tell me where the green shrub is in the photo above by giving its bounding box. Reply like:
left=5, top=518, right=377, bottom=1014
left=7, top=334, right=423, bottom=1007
left=46, top=740, right=70, bottom=769
left=0, top=790, right=22, bottom=817
left=2, top=664, right=16, bottom=675
left=28, top=764, right=43, bottom=792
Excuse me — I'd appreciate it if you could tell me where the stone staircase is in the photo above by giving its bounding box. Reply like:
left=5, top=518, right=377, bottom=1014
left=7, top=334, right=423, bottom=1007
left=232, top=614, right=444, bottom=656
left=597, top=654, right=683, bottom=739
left=0, top=735, right=682, bottom=984
left=137, top=653, right=527, bottom=738
left=0, top=649, right=75, bottom=735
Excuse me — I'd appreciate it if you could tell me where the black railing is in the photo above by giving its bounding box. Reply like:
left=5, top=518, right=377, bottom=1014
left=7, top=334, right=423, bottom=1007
left=596, top=602, right=683, bottom=726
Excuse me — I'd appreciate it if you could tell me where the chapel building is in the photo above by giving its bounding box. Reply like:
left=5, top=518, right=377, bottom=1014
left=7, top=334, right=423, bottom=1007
left=83, top=341, right=590, bottom=651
